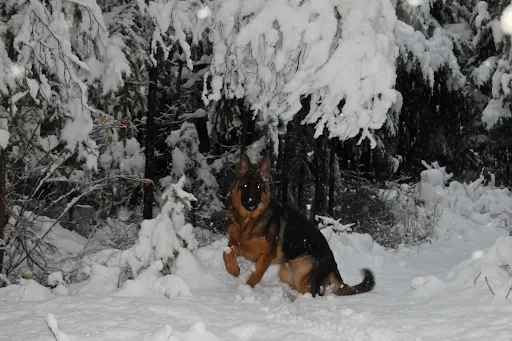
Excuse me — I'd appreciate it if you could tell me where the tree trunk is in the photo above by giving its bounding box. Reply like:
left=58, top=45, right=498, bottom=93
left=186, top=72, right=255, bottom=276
left=506, top=148, right=510, bottom=186
left=281, top=123, right=291, bottom=204
left=313, top=132, right=326, bottom=218
left=143, top=49, right=161, bottom=220
left=0, top=151, right=6, bottom=274
left=328, top=139, right=336, bottom=216
left=277, top=128, right=285, bottom=200
left=0, top=22, right=13, bottom=275
left=297, top=157, right=305, bottom=211
left=241, top=107, right=249, bottom=153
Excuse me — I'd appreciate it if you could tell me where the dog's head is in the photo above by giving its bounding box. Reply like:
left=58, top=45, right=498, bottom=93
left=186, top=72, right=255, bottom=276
left=232, top=153, right=271, bottom=213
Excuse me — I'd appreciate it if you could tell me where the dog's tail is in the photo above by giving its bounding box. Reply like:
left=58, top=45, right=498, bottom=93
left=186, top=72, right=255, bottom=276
left=331, top=268, right=375, bottom=296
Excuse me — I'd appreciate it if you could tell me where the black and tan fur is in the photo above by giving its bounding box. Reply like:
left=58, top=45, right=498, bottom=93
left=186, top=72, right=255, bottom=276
left=223, top=153, right=375, bottom=296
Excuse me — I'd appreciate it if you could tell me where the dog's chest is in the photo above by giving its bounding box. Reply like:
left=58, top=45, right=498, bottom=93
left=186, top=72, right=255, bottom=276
left=229, top=221, right=270, bottom=261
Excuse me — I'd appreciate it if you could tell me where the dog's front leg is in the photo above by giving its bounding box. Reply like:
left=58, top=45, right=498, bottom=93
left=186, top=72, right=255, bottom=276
left=223, top=243, right=240, bottom=277
left=247, top=254, right=272, bottom=288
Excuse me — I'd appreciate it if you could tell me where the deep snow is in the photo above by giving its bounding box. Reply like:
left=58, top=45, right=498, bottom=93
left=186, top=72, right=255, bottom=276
left=1, top=206, right=512, bottom=341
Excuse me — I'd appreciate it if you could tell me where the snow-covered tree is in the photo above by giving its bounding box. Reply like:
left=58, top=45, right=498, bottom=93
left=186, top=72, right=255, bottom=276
left=77, top=176, right=198, bottom=297
left=0, top=0, right=132, bottom=276
left=163, top=122, right=223, bottom=227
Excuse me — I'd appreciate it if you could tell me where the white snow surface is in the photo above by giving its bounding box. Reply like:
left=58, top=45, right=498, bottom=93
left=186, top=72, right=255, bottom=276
left=1, top=188, right=512, bottom=340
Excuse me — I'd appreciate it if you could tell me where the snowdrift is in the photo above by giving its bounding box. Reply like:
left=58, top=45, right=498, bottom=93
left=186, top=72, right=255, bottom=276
left=449, top=235, right=512, bottom=301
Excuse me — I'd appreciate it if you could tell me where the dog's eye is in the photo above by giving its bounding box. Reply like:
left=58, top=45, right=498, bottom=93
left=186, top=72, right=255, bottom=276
left=243, top=184, right=248, bottom=188
left=257, top=184, right=261, bottom=189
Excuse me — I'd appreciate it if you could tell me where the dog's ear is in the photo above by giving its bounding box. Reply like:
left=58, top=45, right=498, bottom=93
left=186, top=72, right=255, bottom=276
left=258, top=156, right=271, bottom=179
left=237, top=153, right=251, bottom=177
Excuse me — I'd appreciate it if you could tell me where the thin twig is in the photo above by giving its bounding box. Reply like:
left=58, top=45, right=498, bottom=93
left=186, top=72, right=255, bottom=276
left=474, top=272, right=481, bottom=285
left=7, top=185, right=102, bottom=275
left=485, top=277, right=495, bottom=295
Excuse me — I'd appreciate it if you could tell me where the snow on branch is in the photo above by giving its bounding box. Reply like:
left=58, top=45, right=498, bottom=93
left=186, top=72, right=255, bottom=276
left=138, top=0, right=208, bottom=69
left=0, top=39, right=17, bottom=97
left=0, top=40, right=14, bottom=150
left=395, top=21, right=466, bottom=90
left=8, top=0, right=123, bottom=169
left=46, top=313, right=72, bottom=341
left=480, top=57, right=512, bottom=129
left=204, top=0, right=400, bottom=150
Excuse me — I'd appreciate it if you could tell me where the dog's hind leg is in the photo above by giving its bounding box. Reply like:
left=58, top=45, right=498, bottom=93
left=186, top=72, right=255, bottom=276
left=280, top=256, right=314, bottom=296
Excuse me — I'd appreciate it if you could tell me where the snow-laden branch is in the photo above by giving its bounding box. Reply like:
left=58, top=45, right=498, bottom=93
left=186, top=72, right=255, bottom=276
left=8, top=0, right=125, bottom=169
left=395, top=21, right=466, bottom=91
left=204, top=0, right=401, bottom=151
left=137, top=0, right=208, bottom=69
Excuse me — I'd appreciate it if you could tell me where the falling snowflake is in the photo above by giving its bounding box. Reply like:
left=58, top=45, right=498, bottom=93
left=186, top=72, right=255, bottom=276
left=196, top=6, right=211, bottom=19
left=9, top=64, right=24, bottom=78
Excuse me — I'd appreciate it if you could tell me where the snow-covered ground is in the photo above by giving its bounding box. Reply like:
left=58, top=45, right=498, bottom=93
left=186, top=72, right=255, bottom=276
left=1, top=176, right=512, bottom=341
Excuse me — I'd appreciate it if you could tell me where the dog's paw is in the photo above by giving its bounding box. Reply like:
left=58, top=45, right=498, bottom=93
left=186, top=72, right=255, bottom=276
left=223, top=249, right=241, bottom=277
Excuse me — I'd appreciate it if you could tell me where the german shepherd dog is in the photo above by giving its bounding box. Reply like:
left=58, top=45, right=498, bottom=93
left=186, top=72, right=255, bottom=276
left=223, top=153, right=375, bottom=297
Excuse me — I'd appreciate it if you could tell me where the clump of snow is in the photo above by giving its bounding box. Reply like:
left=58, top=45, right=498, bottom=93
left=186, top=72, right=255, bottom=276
left=316, top=215, right=354, bottom=233
left=46, top=313, right=71, bottom=341
left=418, top=161, right=453, bottom=202
left=75, top=263, right=121, bottom=295
left=171, top=248, right=221, bottom=290
left=117, top=260, right=192, bottom=298
left=395, top=21, right=465, bottom=90
left=60, top=99, right=98, bottom=170
left=9, top=64, right=24, bottom=79
left=196, top=6, right=212, bottom=19
left=0, top=278, right=54, bottom=301
left=99, top=137, right=145, bottom=178
left=48, top=271, right=68, bottom=296
left=406, top=0, right=424, bottom=7
left=482, top=98, right=511, bottom=129
left=475, top=1, right=491, bottom=28
left=410, top=275, right=447, bottom=297
left=101, top=34, right=132, bottom=95
left=0, top=39, right=17, bottom=95
left=491, top=19, right=504, bottom=45
left=26, top=77, right=39, bottom=103
left=148, top=321, right=221, bottom=341
left=0, top=118, right=11, bottom=150
left=472, top=57, right=498, bottom=86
